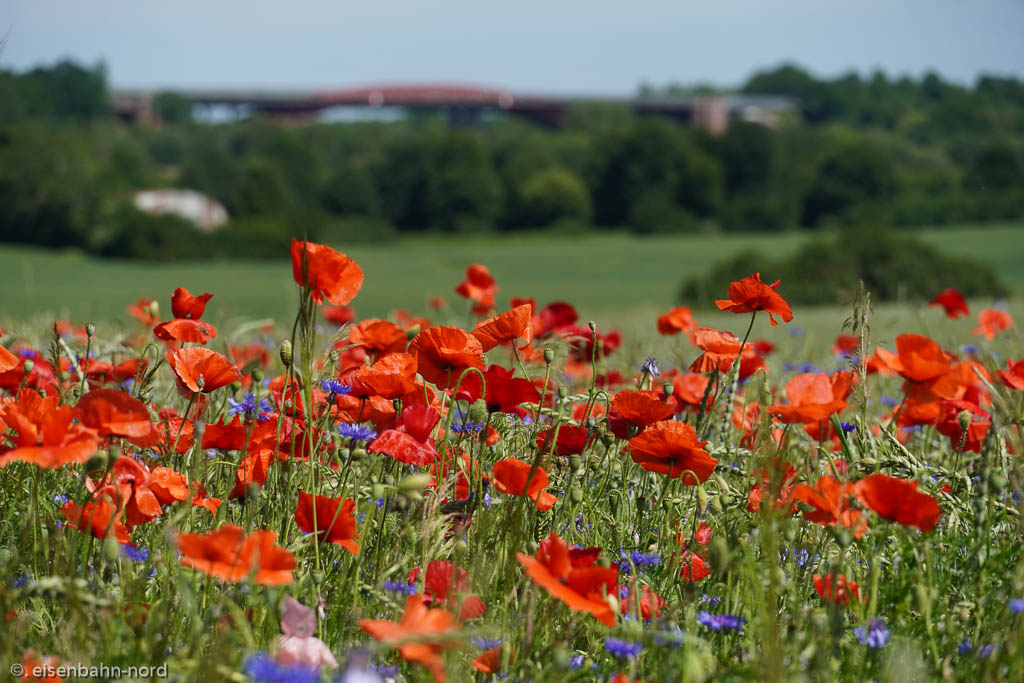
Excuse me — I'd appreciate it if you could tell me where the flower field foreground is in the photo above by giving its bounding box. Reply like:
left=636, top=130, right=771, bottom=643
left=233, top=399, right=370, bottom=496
left=1, top=243, right=1023, bottom=682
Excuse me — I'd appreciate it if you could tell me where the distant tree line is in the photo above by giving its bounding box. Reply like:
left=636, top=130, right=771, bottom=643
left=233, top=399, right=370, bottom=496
left=1, top=60, right=1023, bottom=259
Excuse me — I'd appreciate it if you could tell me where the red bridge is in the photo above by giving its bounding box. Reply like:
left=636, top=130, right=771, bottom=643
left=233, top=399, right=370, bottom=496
left=111, top=84, right=794, bottom=132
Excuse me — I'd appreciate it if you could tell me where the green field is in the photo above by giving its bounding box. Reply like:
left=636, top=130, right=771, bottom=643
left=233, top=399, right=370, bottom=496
left=2, top=223, right=1021, bottom=357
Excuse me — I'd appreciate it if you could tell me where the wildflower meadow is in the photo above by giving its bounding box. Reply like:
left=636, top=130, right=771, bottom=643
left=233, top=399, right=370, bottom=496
left=1, top=238, right=1023, bottom=682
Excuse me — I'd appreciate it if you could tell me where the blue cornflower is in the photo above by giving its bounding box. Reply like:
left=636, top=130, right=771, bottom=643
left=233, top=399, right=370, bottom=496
left=853, top=618, right=890, bottom=648
left=839, top=421, right=857, bottom=434
left=338, top=422, right=378, bottom=442
left=641, top=356, right=661, bottom=377
left=567, top=655, right=584, bottom=670
left=370, top=663, right=400, bottom=677
left=242, top=653, right=320, bottom=683
left=18, top=349, right=36, bottom=358
left=472, top=637, right=503, bottom=650
left=962, top=345, right=979, bottom=356
left=958, top=638, right=994, bottom=657
left=120, top=545, right=149, bottom=562
left=620, top=549, right=660, bottom=569
left=619, top=585, right=630, bottom=600
left=320, top=379, right=352, bottom=396
left=697, top=611, right=745, bottom=632
left=880, top=395, right=900, bottom=408
left=382, top=580, right=417, bottom=595
left=787, top=325, right=805, bottom=336
left=699, top=594, right=722, bottom=607
left=653, top=624, right=685, bottom=647
left=13, top=574, right=30, bottom=589
left=1009, top=598, right=1024, bottom=614
left=799, top=362, right=818, bottom=373
left=604, top=637, right=643, bottom=658
left=226, top=392, right=274, bottom=422
left=53, top=494, right=69, bottom=506
left=450, top=422, right=485, bottom=435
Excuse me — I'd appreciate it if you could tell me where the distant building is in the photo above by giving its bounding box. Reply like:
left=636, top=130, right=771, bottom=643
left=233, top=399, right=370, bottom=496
left=133, top=189, right=229, bottom=231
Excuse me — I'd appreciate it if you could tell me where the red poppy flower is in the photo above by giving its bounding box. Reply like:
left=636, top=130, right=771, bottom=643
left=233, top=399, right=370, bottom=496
left=359, top=594, right=460, bottom=683
left=176, top=524, right=296, bottom=585
left=294, top=492, right=359, bottom=554
left=676, top=522, right=712, bottom=581
left=61, top=495, right=130, bottom=544
left=607, top=390, right=675, bottom=439
left=831, top=334, right=860, bottom=356
left=472, top=304, right=534, bottom=351
left=458, top=365, right=540, bottom=415
left=472, top=647, right=502, bottom=674
left=165, top=347, right=242, bottom=398
left=409, top=327, right=484, bottom=389
left=349, top=319, right=408, bottom=357
left=127, top=298, right=159, bottom=327
left=170, top=287, right=213, bottom=320
left=492, top=457, right=558, bottom=510
left=972, top=308, right=1013, bottom=340
left=0, top=331, right=18, bottom=373
left=853, top=473, right=941, bottom=532
left=873, top=334, right=954, bottom=383
left=998, top=358, right=1024, bottom=391
left=791, top=476, right=866, bottom=537
left=410, top=560, right=487, bottom=621
left=77, top=389, right=156, bottom=446
left=689, top=327, right=747, bottom=373
left=657, top=306, right=698, bottom=335
left=228, top=447, right=276, bottom=499
left=627, top=421, right=717, bottom=484
left=351, top=353, right=419, bottom=399
left=768, top=371, right=855, bottom=424
left=20, top=651, right=63, bottom=683
left=928, top=288, right=969, bottom=319
left=813, top=573, right=861, bottom=605
left=621, top=584, right=665, bottom=619
left=153, top=319, right=217, bottom=345
left=560, top=325, right=622, bottom=362
left=368, top=405, right=440, bottom=465
left=90, top=456, right=191, bottom=527
left=454, top=264, right=498, bottom=315
left=747, top=459, right=799, bottom=514
left=666, top=372, right=710, bottom=412
left=715, top=273, right=793, bottom=326
left=536, top=301, right=577, bottom=336
left=517, top=532, right=618, bottom=626
left=290, top=238, right=365, bottom=306
left=322, top=304, right=355, bottom=326
left=0, top=388, right=98, bottom=469
left=535, top=425, right=591, bottom=456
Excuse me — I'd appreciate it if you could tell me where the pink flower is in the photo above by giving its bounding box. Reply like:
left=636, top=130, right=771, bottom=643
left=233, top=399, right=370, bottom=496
left=274, top=596, right=337, bottom=670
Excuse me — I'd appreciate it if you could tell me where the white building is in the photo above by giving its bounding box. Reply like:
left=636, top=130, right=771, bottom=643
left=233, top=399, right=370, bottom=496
left=133, top=189, right=229, bottom=232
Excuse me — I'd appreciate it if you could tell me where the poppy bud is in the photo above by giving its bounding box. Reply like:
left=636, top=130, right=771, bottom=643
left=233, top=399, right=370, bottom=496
left=196, top=374, right=205, bottom=390
left=527, top=539, right=539, bottom=553
left=696, top=486, right=708, bottom=512
left=149, top=301, right=160, bottom=319
left=279, top=340, right=293, bottom=367
left=246, top=482, right=261, bottom=501
left=570, top=487, right=584, bottom=503
left=957, top=410, right=972, bottom=433
left=352, top=448, right=366, bottom=460
left=329, top=349, right=339, bottom=365
left=85, top=450, right=108, bottom=474
left=311, top=571, right=324, bottom=585
left=468, top=399, right=488, bottom=424
left=663, top=381, right=674, bottom=398
left=338, top=447, right=351, bottom=460
left=230, top=381, right=242, bottom=394
left=833, top=528, right=853, bottom=548
left=455, top=539, right=468, bottom=553
left=23, top=359, right=34, bottom=374
left=553, top=647, right=571, bottom=669
left=543, top=348, right=555, bottom=365
left=708, top=538, right=730, bottom=573
left=251, top=368, right=264, bottom=383
left=661, top=497, right=675, bottom=512
left=406, top=324, right=421, bottom=340
left=398, top=473, right=432, bottom=495
left=103, top=535, right=120, bottom=564
left=383, top=474, right=396, bottom=486
left=557, top=386, right=568, bottom=400
left=709, top=495, right=724, bottom=515
left=991, top=474, right=1007, bottom=491
left=372, top=483, right=385, bottom=499
left=569, top=455, right=583, bottom=471
left=603, top=593, right=619, bottom=615
left=85, top=323, right=95, bottom=339
left=587, top=321, right=597, bottom=332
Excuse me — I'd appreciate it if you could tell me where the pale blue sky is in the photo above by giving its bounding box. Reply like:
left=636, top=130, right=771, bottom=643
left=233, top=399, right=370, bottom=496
left=3, top=0, right=1023, bottom=93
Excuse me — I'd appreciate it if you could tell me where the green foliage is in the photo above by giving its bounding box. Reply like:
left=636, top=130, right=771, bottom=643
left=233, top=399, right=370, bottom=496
left=96, top=204, right=204, bottom=260
left=681, top=227, right=1009, bottom=306
left=518, top=167, right=592, bottom=227
left=232, top=159, right=291, bottom=217
left=152, top=92, right=194, bottom=125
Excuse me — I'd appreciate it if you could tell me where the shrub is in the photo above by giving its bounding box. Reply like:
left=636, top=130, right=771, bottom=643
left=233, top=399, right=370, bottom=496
left=519, top=167, right=592, bottom=227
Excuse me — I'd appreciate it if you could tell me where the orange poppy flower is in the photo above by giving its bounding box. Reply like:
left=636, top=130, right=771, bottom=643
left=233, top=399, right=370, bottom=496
left=127, top=298, right=159, bottom=327
left=667, top=372, right=710, bottom=412
left=768, top=371, right=855, bottom=424
left=853, top=473, right=941, bottom=532
left=409, top=327, right=484, bottom=389
left=170, top=287, right=213, bottom=320
left=0, top=330, right=18, bottom=373
left=349, top=319, right=408, bottom=357
left=998, top=358, right=1024, bottom=391
left=657, top=306, right=698, bottom=335
left=972, top=308, right=1013, bottom=340
left=831, top=334, right=859, bottom=356
left=747, top=459, right=799, bottom=514
left=791, top=476, right=866, bottom=538
left=0, top=388, right=98, bottom=469
left=351, top=352, right=419, bottom=399
left=873, top=334, right=954, bottom=383
left=492, top=457, right=557, bottom=510
left=228, top=447, right=276, bottom=499
left=621, top=583, right=665, bottom=619
left=176, top=524, right=296, bottom=585
left=77, top=389, right=156, bottom=446
left=608, top=390, right=675, bottom=439
left=928, top=288, right=969, bottom=319
left=813, top=573, right=861, bottom=605
left=516, top=532, right=618, bottom=626
left=20, top=651, right=63, bottom=683
left=323, top=304, right=355, bottom=326
left=472, top=304, right=533, bottom=351
left=454, top=264, right=498, bottom=315
left=290, top=238, right=365, bottom=306
left=689, top=327, right=746, bottom=373
left=471, top=646, right=502, bottom=674
left=90, top=456, right=190, bottom=527
left=410, top=560, right=487, bottom=621
left=627, top=421, right=717, bottom=484
left=61, top=495, right=130, bottom=544
left=714, top=273, right=793, bottom=326
left=153, top=319, right=217, bottom=345
left=294, top=492, right=359, bottom=554
left=359, top=594, right=461, bottom=683
left=165, top=347, right=242, bottom=398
